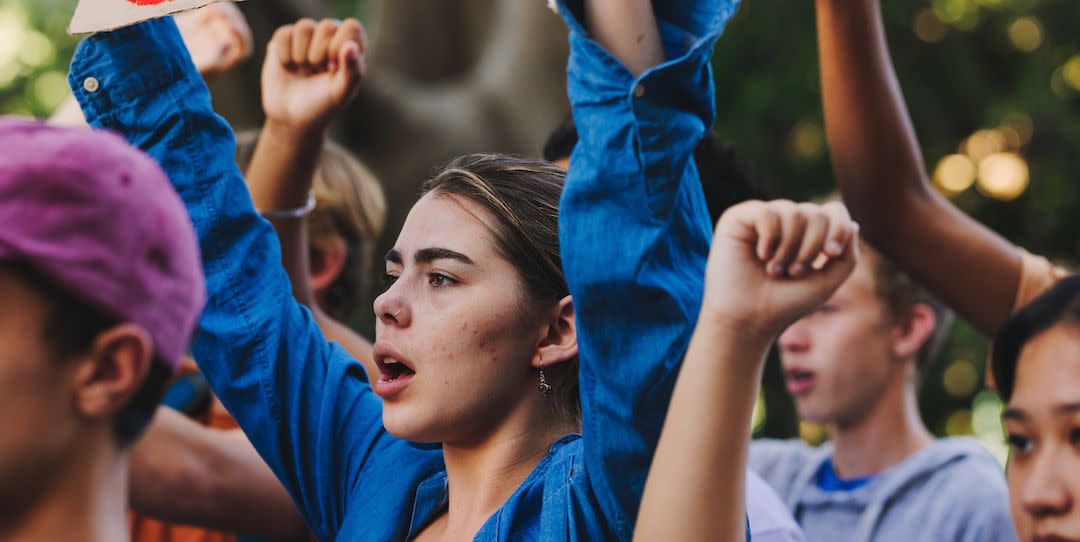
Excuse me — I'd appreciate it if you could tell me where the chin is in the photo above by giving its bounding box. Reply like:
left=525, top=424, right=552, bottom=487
left=793, top=403, right=832, bottom=425
left=381, top=403, right=440, bottom=443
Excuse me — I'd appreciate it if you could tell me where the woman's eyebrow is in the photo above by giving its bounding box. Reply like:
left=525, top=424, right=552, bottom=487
left=414, top=247, right=474, bottom=265
left=1003, top=402, right=1080, bottom=421
left=384, top=248, right=474, bottom=266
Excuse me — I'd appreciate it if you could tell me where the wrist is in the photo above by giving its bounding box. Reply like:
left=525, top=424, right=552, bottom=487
left=261, top=118, right=328, bottom=145
left=697, top=304, right=780, bottom=351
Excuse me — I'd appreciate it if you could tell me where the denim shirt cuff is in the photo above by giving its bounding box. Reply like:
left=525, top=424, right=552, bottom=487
left=556, top=0, right=738, bottom=114
left=67, top=17, right=198, bottom=126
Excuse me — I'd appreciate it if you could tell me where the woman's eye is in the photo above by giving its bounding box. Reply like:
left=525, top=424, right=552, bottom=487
left=1069, top=428, right=1080, bottom=447
left=427, top=273, right=455, bottom=288
left=1007, top=434, right=1034, bottom=455
left=382, top=273, right=399, bottom=289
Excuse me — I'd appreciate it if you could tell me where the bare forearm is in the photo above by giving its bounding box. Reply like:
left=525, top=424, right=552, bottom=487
left=636, top=318, right=768, bottom=542
left=816, top=0, right=1021, bottom=335
left=247, top=121, right=325, bottom=306
left=130, top=409, right=307, bottom=539
left=816, top=0, right=928, bottom=212
left=584, top=0, right=664, bottom=76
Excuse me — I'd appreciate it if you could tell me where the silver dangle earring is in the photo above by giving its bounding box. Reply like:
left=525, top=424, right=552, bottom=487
left=538, top=365, right=552, bottom=397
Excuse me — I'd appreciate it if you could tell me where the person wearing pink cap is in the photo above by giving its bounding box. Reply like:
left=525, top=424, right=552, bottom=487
left=0, top=118, right=205, bottom=542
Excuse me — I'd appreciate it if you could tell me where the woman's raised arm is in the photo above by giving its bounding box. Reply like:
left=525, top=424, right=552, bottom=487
left=67, top=18, right=442, bottom=540
left=555, top=0, right=739, bottom=536
left=817, top=0, right=1021, bottom=336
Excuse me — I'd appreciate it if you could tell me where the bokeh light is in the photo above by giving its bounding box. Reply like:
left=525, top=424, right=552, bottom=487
left=964, top=129, right=1006, bottom=162
left=914, top=9, right=948, bottom=44
left=972, top=390, right=1008, bottom=466
left=943, top=360, right=979, bottom=398
left=789, top=120, right=825, bottom=161
left=933, top=0, right=979, bottom=30
left=1063, top=55, right=1080, bottom=93
left=1002, top=113, right=1034, bottom=146
left=799, top=421, right=829, bottom=446
left=29, top=70, right=68, bottom=111
left=977, top=152, right=1030, bottom=201
left=0, top=5, right=29, bottom=72
left=18, top=30, right=55, bottom=69
left=934, top=154, right=977, bottom=194
left=945, top=409, right=972, bottom=436
left=1007, top=17, right=1042, bottom=53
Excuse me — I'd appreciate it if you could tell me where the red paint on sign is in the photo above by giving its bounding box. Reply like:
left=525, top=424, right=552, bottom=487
left=126, top=0, right=171, bottom=5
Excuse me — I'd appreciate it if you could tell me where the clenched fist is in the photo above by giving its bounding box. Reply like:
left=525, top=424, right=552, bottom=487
left=702, top=200, right=860, bottom=339
left=176, top=3, right=253, bottom=79
left=261, top=18, right=368, bottom=133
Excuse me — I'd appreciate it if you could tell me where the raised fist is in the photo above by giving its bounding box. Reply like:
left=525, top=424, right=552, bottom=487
left=261, top=18, right=368, bottom=133
left=176, top=3, right=253, bottom=79
left=702, top=200, right=859, bottom=339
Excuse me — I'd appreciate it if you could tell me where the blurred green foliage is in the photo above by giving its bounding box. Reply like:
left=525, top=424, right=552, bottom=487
left=0, top=0, right=78, bottom=117
left=3, top=0, right=1079, bottom=460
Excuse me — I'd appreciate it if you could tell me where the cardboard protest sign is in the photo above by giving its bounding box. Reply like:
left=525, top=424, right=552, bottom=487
left=70, top=0, right=239, bottom=35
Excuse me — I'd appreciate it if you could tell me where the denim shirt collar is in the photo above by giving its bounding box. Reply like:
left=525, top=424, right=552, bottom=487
left=406, top=434, right=582, bottom=539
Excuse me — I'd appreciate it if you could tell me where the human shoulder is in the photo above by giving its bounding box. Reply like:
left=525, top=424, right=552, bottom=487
left=909, top=439, right=1010, bottom=517
left=750, top=439, right=821, bottom=473
left=749, top=439, right=826, bottom=500
left=929, top=439, right=1008, bottom=493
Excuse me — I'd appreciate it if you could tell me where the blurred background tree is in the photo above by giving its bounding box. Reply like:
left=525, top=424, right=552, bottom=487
left=3, top=0, right=1079, bottom=461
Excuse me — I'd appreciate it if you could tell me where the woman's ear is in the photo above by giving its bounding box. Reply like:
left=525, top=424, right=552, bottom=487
left=309, top=235, right=348, bottom=296
left=533, top=295, right=577, bottom=369
left=72, top=324, right=155, bottom=421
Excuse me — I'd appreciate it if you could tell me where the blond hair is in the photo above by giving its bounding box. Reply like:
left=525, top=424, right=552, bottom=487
left=234, top=131, right=386, bottom=320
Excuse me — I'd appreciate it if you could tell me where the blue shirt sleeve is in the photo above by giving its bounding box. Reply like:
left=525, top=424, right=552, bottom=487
left=555, top=0, right=739, bottom=538
left=67, top=19, right=443, bottom=541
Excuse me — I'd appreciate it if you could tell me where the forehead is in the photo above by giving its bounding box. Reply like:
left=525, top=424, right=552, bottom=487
left=392, top=192, right=501, bottom=262
left=829, top=256, right=879, bottom=303
left=1010, top=323, right=1080, bottom=408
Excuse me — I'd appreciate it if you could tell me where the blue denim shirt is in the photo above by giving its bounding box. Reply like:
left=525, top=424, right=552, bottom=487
left=67, top=0, right=738, bottom=539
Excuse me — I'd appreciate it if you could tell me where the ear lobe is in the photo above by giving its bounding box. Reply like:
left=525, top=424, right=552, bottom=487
left=533, top=295, right=578, bottom=369
left=73, top=324, right=155, bottom=421
left=310, top=236, right=348, bottom=295
left=892, top=304, right=937, bottom=361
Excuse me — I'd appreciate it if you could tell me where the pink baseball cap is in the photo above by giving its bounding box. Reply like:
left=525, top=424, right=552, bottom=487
left=0, top=117, right=205, bottom=370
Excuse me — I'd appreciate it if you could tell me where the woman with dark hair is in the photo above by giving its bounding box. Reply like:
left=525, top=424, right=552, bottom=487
left=66, top=0, right=745, bottom=540
left=991, top=277, right=1080, bottom=541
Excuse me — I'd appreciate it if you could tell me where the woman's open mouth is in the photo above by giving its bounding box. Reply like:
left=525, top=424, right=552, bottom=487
left=374, top=357, right=416, bottom=399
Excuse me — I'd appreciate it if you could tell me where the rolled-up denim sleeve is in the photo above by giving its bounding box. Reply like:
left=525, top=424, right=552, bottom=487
left=555, top=0, right=739, bottom=538
left=67, top=19, right=441, bottom=541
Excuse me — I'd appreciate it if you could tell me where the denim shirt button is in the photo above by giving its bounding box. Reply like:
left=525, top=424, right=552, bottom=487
left=83, top=77, right=100, bottom=93
left=632, top=84, right=645, bottom=99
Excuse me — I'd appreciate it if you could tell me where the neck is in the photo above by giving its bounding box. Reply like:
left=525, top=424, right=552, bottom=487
left=828, top=365, right=933, bottom=479
left=0, top=434, right=129, bottom=542
left=438, top=398, right=576, bottom=537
